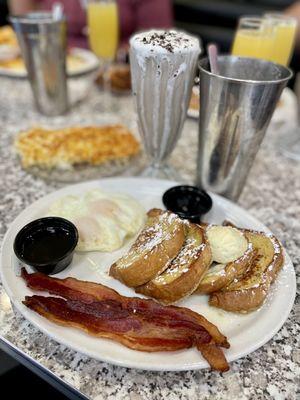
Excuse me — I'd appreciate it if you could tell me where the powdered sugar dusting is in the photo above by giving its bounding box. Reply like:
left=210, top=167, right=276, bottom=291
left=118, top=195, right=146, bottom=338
left=232, top=242, right=253, bottom=264
left=225, top=231, right=283, bottom=291
left=117, top=211, right=182, bottom=269
left=153, top=226, right=206, bottom=285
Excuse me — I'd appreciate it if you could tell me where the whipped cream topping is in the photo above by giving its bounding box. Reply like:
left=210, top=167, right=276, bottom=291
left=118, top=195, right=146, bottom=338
left=130, top=30, right=200, bottom=55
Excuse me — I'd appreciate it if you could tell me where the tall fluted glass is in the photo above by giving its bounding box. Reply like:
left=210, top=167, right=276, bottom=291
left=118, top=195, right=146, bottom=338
left=130, top=30, right=201, bottom=179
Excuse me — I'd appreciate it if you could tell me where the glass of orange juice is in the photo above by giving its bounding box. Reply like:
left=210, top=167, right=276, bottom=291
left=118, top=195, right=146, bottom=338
left=232, top=17, right=275, bottom=61
left=87, top=0, right=119, bottom=109
left=264, top=13, right=297, bottom=66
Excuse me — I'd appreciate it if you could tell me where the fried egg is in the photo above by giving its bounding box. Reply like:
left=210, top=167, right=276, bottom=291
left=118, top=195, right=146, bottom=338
left=47, top=189, right=145, bottom=252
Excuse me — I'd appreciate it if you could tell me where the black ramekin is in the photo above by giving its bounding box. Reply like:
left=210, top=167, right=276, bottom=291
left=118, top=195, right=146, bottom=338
left=162, top=185, right=213, bottom=223
left=13, top=216, right=78, bottom=275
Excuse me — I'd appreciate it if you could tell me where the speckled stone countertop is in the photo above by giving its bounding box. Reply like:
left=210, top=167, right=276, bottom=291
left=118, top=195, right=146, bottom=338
left=0, top=78, right=299, bottom=400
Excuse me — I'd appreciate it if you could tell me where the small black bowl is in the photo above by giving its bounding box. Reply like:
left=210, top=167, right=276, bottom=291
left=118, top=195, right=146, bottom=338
left=162, top=185, right=213, bottom=223
left=14, top=217, right=78, bottom=275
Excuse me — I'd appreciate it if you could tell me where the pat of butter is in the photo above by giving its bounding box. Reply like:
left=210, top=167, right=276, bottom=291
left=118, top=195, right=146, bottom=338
left=207, top=226, right=248, bottom=264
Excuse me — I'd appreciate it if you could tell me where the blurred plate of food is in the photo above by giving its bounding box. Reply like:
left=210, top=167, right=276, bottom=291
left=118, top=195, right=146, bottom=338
left=13, top=124, right=143, bottom=182
left=95, top=63, right=131, bottom=95
left=0, top=26, right=99, bottom=78
left=270, top=87, right=297, bottom=127
left=187, top=85, right=199, bottom=119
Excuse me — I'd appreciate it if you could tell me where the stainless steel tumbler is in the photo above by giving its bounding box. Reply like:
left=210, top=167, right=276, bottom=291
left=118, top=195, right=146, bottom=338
left=10, top=12, right=69, bottom=116
left=197, top=56, right=292, bottom=200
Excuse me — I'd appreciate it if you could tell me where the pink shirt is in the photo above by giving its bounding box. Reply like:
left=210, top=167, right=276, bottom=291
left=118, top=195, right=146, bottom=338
left=37, top=0, right=173, bottom=48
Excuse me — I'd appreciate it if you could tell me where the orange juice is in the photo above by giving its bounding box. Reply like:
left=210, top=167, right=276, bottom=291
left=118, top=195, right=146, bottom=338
left=87, top=1, right=118, bottom=60
left=232, top=29, right=274, bottom=61
left=264, top=14, right=297, bottom=66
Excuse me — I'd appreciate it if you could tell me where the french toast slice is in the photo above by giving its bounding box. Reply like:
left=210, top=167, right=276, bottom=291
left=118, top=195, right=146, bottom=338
left=109, top=208, right=185, bottom=287
left=136, top=223, right=212, bottom=304
left=209, top=228, right=284, bottom=313
left=196, top=226, right=255, bottom=294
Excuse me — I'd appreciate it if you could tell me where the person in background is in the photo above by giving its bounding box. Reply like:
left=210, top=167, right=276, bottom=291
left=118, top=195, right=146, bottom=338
left=9, top=0, right=173, bottom=49
left=286, top=1, right=300, bottom=48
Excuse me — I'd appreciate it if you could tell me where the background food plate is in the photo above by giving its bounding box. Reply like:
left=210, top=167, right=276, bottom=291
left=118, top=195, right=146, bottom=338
left=0, top=178, right=296, bottom=371
left=0, top=47, right=100, bottom=78
left=187, top=85, right=200, bottom=119
left=187, top=86, right=297, bottom=127
left=25, top=153, right=143, bottom=183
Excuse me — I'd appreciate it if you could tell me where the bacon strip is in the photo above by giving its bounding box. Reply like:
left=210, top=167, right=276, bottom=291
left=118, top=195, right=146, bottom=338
left=23, top=295, right=209, bottom=350
left=21, top=269, right=229, bottom=347
left=21, top=269, right=229, bottom=371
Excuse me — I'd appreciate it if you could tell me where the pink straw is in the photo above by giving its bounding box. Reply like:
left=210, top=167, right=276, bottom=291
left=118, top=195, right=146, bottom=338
left=207, top=43, right=219, bottom=75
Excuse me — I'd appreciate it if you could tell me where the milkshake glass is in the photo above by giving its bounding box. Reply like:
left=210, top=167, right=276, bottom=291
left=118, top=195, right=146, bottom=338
left=130, top=30, right=201, bottom=179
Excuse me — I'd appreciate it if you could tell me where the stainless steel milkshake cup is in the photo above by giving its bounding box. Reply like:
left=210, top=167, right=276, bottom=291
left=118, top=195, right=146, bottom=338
left=10, top=12, right=69, bottom=116
left=197, top=56, right=292, bottom=200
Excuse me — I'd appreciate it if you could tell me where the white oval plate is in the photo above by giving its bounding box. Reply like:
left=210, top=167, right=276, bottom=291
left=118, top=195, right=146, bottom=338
left=0, top=47, right=99, bottom=78
left=0, top=178, right=296, bottom=371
